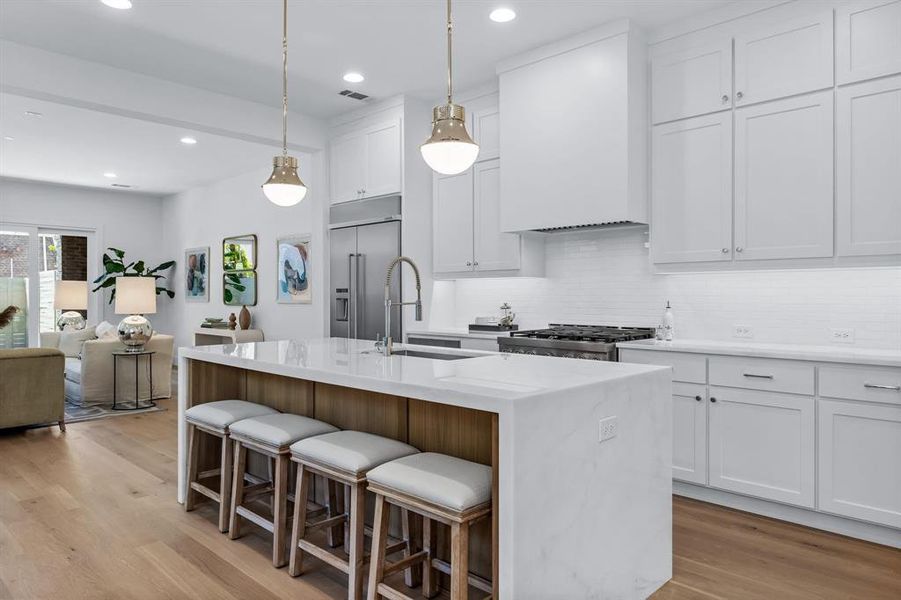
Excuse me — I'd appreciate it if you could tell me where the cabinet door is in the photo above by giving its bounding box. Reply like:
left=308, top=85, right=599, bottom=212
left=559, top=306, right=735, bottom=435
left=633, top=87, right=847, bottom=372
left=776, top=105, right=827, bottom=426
left=734, top=92, right=833, bottom=260
left=330, top=133, right=367, bottom=204
left=836, top=0, right=901, bottom=85
left=433, top=170, right=474, bottom=273
left=471, top=107, right=500, bottom=161
left=734, top=11, right=833, bottom=107
left=708, top=386, right=815, bottom=508
left=651, top=113, right=733, bottom=263
left=651, top=40, right=732, bottom=124
left=819, top=399, right=901, bottom=528
left=364, top=120, right=402, bottom=199
left=672, top=383, right=708, bottom=485
left=837, top=76, right=901, bottom=256
left=473, top=159, right=520, bottom=272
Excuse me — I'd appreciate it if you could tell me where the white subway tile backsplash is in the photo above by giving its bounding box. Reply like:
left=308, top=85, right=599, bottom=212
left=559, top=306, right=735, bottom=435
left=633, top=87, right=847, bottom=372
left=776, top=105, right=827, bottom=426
left=450, top=228, right=901, bottom=349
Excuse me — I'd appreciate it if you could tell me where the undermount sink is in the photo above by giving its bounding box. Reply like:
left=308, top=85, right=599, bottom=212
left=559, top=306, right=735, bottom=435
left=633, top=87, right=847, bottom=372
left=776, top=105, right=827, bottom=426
left=361, top=349, right=479, bottom=361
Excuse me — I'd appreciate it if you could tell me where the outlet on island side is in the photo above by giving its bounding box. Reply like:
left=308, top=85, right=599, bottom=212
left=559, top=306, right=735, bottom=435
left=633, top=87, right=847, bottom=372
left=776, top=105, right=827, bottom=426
left=599, top=416, right=618, bottom=443
left=830, top=328, right=855, bottom=344
left=733, top=325, right=753, bottom=339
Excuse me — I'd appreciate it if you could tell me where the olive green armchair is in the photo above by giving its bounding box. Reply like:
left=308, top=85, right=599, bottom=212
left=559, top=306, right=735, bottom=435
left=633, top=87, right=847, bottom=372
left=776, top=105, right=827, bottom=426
left=0, top=348, right=66, bottom=431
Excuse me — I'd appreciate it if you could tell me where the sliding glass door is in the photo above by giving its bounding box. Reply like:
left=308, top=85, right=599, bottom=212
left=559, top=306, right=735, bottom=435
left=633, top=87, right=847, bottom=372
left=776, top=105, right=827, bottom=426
left=0, top=224, right=97, bottom=348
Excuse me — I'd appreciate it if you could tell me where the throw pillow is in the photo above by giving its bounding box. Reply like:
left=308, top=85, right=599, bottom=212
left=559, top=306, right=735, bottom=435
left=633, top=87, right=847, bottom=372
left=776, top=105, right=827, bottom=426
left=95, top=320, right=117, bottom=340
left=58, top=326, right=97, bottom=358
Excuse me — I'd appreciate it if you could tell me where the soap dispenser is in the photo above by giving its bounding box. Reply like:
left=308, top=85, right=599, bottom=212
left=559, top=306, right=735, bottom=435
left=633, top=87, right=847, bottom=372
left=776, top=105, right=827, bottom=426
left=662, top=301, right=674, bottom=341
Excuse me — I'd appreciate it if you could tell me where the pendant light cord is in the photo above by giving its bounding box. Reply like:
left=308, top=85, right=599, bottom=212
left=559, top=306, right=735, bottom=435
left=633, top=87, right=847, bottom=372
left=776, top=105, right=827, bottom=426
left=281, top=0, right=288, bottom=158
left=446, top=0, right=453, bottom=105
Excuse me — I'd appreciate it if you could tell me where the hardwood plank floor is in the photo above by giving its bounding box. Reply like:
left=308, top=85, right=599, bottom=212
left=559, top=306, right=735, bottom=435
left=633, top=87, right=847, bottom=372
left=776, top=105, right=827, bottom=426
left=1, top=391, right=899, bottom=599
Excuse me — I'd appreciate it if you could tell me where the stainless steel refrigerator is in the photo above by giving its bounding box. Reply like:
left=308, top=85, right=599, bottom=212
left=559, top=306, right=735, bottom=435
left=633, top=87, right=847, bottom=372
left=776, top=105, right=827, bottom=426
left=329, top=196, right=402, bottom=342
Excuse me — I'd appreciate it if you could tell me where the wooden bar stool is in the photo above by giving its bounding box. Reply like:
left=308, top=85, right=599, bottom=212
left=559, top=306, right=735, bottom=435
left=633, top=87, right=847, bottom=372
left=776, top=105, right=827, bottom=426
left=365, top=452, right=492, bottom=600
left=227, top=413, right=338, bottom=567
left=289, top=430, right=420, bottom=600
left=184, top=400, right=278, bottom=532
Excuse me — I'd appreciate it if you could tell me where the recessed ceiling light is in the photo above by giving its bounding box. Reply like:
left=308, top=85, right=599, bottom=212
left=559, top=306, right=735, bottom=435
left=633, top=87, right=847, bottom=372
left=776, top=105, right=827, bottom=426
left=343, top=72, right=365, bottom=84
left=2, top=136, right=13, bottom=141
left=180, top=136, right=198, bottom=145
left=103, top=172, right=118, bottom=178
left=24, top=110, right=43, bottom=118
left=489, top=7, right=516, bottom=23
left=101, top=0, right=133, bottom=9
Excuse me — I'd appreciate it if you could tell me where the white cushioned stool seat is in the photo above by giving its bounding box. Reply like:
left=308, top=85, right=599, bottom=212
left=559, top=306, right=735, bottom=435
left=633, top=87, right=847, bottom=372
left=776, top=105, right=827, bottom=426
left=290, top=430, right=418, bottom=476
left=185, top=400, right=278, bottom=432
left=229, top=413, right=338, bottom=450
left=366, top=452, right=492, bottom=512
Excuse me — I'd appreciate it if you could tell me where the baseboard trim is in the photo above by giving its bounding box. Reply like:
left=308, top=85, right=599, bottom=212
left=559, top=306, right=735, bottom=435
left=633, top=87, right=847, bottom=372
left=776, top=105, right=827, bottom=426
left=674, top=481, right=901, bottom=549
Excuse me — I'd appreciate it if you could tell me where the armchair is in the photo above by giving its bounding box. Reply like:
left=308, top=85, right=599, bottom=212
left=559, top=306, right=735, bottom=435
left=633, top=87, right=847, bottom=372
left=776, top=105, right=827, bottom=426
left=0, top=348, right=65, bottom=430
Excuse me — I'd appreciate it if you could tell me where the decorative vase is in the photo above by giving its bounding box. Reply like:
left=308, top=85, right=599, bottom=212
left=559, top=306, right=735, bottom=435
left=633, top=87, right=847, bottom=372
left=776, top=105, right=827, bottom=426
left=239, top=305, right=251, bottom=330
left=228, top=313, right=237, bottom=330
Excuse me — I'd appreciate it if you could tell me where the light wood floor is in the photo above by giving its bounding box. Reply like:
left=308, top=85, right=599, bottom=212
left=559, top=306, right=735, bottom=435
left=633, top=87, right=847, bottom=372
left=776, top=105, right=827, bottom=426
left=1, top=394, right=899, bottom=600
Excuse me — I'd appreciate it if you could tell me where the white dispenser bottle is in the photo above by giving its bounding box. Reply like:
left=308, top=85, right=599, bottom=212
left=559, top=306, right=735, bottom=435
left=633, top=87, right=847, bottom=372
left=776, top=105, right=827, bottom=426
left=662, top=301, right=674, bottom=341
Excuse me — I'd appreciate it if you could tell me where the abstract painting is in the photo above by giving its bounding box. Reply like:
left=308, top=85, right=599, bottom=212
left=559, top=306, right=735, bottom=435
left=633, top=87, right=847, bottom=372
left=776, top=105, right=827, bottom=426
left=277, top=235, right=311, bottom=304
left=184, top=247, right=209, bottom=302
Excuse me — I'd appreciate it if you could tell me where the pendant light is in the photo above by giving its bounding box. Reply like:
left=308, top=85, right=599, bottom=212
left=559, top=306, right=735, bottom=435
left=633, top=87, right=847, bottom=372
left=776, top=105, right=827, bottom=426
left=263, top=0, right=307, bottom=206
left=421, top=0, right=479, bottom=175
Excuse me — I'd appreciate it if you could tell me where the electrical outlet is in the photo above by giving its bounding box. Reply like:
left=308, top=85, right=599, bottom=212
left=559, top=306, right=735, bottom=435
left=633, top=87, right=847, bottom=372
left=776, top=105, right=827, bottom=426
left=599, top=416, right=618, bottom=443
left=830, top=328, right=855, bottom=344
left=733, top=325, right=754, bottom=339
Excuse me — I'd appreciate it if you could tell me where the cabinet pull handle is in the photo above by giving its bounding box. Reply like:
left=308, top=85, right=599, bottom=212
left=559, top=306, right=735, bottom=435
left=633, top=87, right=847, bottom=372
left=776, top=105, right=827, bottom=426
left=736, top=91, right=744, bottom=100
left=473, top=261, right=479, bottom=267
left=695, top=395, right=702, bottom=402
left=736, top=246, right=744, bottom=253
left=721, top=248, right=730, bottom=254
left=710, top=397, right=717, bottom=403
left=743, top=373, right=774, bottom=379
left=465, top=261, right=472, bottom=267
left=864, top=383, right=901, bottom=391
left=722, top=94, right=729, bottom=103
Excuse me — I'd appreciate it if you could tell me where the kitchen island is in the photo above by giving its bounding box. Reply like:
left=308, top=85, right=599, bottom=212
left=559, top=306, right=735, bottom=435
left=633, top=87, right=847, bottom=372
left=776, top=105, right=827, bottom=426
left=177, top=338, right=672, bottom=599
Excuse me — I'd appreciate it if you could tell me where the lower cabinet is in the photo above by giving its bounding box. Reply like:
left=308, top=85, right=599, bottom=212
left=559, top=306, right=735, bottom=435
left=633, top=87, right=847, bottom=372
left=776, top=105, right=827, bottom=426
left=818, top=399, right=901, bottom=529
left=672, top=382, right=708, bottom=485
left=707, top=386, right=816, bottom=508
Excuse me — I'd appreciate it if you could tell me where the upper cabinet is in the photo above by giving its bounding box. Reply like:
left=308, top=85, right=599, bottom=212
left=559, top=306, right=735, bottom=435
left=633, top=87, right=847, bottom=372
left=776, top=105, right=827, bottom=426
left=329, top=118, right=401, bottom=204
left=733, top=92, right=834, bottom=260
left=836, top=0, right=901, bottom=85
left=470, top=106, right=500, bottom=162
left=497, top=22, right=648, bottom=232
left=837, top=76, right=901, bottom=256
left=733, top=12, right=833, bottom=108
left=651, top=40, right=732, bottom=124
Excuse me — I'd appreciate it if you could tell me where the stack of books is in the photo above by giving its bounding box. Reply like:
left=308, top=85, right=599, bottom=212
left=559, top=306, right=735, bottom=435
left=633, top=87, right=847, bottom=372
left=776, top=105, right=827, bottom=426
left=201, top=318, right=228, bottom=329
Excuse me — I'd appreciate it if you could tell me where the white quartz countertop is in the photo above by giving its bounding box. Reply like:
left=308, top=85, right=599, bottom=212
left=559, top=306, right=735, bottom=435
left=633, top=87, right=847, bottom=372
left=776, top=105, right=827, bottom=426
left=406, top=327, right=513, bottom=340
left=618, top=339, right=901, bottom=367
left=179, top=337, right=667, bottom=411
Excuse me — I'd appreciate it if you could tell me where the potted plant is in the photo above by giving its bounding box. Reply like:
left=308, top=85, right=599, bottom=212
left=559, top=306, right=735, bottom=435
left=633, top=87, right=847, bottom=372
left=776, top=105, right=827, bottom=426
left=92, top=247, right=175, bottom=303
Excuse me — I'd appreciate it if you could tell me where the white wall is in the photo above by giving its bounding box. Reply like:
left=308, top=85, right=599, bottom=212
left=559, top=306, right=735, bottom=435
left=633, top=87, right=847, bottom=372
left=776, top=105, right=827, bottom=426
left=0, top=177, right=171, bottom=329
left=449, top=227, right=901, bottom=349
left=160, top=154, right=326, bottom=352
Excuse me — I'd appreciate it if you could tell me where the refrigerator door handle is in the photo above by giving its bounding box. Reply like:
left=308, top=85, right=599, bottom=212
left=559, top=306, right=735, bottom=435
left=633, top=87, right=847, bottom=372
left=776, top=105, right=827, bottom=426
left=356, top=253, right=365, bottom=339
left=347, top=253, right=356, bottom=339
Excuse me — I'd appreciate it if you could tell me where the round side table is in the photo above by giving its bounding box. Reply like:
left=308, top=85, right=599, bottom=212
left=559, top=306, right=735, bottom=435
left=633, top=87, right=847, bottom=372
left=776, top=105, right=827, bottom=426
left=112, top=350, right=156, bottom=411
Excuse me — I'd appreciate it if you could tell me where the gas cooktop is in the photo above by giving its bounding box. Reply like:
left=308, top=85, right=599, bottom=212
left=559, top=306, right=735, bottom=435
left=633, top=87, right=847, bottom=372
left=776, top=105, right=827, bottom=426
left=498, top=324, right=655, bottom=360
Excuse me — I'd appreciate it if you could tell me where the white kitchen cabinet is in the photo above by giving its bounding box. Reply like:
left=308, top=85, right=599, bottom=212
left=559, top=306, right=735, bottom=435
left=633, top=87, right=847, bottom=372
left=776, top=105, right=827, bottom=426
left=329, top=118, right=401, bottom=204
left=818, top=399, right=901, bottom=529
left=733, top=11, right=833, bottom=107
left=470, top=106, right=500, bottom=162
left=498, top=24, right=647, bottom=231
left=837, top=76, right=901, bottom=257
left=433, top=169, right=475, bottom=273
left=836, top=0, right=901, bottom=85
left=651, top=112, right=733, bottom=264
left=651, top=40, right=732, bottom=124
left=433, top=159, right=537, bottom=277
left=708, top=386, right=815, bottom=508
left=672, top=382, right=708, bottom=485
left=733, top=91, right=834, bottom=260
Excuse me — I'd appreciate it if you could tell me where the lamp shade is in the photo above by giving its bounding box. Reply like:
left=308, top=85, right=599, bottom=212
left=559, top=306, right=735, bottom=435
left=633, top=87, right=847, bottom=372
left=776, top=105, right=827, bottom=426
left=54, top=280, right=88, bottom=310
left=115, top=277, right=157, bottom=315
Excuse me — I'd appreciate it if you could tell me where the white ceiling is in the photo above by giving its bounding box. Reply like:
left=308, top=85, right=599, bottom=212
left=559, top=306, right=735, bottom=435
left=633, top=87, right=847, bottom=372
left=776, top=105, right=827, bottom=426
left=0, top=0, right=735, bottom=119
left=0, top=93, right=284, bottom=194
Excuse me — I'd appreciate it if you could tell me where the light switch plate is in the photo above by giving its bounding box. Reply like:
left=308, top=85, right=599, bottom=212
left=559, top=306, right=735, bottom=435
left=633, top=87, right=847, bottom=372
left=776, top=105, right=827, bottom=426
left=830, top=328, right=855, bottom=344
left=599, top=416, right=618, bottom=442
left=733, top=325, right=753, bottom=339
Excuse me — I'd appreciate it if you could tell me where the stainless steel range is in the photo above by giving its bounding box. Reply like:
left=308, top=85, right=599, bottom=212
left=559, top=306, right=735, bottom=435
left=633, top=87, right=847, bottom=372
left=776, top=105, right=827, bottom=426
left=497, top=324, right=655, bottom=361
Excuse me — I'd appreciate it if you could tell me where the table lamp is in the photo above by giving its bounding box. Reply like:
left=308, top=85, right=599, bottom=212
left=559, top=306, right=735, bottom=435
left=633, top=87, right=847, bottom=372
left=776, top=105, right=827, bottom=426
left=115, top=276, right=156, bottom=352
left=54, top=280, right=88, bottom=331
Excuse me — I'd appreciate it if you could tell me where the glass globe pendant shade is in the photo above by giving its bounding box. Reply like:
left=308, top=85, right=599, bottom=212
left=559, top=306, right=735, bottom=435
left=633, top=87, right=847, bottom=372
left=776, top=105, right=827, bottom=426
left=420, top=103, right=479, bottom=175
left=262, top=155, right=307, bottom=206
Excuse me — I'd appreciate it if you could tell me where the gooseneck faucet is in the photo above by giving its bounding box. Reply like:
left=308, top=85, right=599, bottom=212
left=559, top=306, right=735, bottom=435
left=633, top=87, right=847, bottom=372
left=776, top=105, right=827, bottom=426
left=380, top=256, right=423, bottom=356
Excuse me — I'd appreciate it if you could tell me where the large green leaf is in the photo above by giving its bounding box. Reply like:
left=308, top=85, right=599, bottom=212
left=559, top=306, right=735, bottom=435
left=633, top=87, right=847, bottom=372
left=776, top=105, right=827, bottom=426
left=223, top=289, right=233, bottom=303
left=147, top=260, right=176, bottom=274
left=132, top=260, right=145, bottom=274
left=109, top=247, right=125, bottom=259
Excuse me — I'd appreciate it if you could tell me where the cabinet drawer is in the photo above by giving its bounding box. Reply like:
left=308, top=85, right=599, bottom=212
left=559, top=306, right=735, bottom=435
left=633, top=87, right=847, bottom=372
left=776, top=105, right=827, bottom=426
left=819, top=365, right=901, bottom=405
left=618, top=349, right=706, bottom=383
left=709, top=356, right=814, bottom=395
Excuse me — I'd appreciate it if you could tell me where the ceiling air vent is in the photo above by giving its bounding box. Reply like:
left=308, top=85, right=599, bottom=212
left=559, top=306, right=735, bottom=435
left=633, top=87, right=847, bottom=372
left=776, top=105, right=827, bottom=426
left=110, top=183, right=133, bottom=188
left=339, top=89, right=369, bottom=101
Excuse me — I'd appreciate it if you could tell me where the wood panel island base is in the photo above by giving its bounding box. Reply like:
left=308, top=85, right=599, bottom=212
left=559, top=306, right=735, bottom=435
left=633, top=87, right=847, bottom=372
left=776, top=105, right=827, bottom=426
left=177, top=338, right=672, bottom=599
